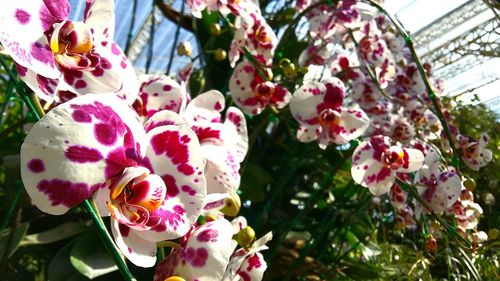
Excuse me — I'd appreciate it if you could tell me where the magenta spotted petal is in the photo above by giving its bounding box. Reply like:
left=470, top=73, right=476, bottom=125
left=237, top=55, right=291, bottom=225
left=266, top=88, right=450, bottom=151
left=21, top=94, right=146, bottom=215
left=223, top=232, right=272, bottom=281
left=0, top=1, right=61, bottom=79
left=154, top=219, right=235, bottom=281
left=111, top=219, right=157, bottom=267
left=351, top=136, right=424, bottom=195
left=202, top=141, right=241, bottom=194
left=139, top=125, right=207, bottom=241
left=136, top=74, right=186, bottom=118
left=83, top=0, right=115, bottom=44
left=415, top=151, right=461, bottom=213
left=291, top=77, right=369, bottom=148
left=229, top=60, right=290, bottom=116
left=183, top=90, right=225, bottom=124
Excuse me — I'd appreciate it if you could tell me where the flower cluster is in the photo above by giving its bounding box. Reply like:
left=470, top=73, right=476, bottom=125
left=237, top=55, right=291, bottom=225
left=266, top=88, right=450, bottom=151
left=3, top=0, right=494, bottom=278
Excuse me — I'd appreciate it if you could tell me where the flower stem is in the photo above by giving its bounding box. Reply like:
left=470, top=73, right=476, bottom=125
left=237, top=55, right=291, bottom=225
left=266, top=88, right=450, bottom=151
left=84, top=200, right=137, bottom=281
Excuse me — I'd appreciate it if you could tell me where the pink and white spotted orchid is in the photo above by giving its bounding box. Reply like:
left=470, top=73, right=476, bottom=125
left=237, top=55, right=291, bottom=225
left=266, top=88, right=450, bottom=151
left=21, top=94, right=206, bottom=267
left=0, top=0, right=138, bottom=103
left=154, top=218, right=236, bottom=281
left=290, top=77, right=370, bottom=149
left=222, top=232, right=272, bottom=281
left=181, top=90, right=248, bottom=195
left=307, top=0, right=361, bottom=40
left=186, top=0, right=260, bottom=18
left=457, top=133, right=493, bottom=171
left=414, top=150, right=461, bottom=213
left=351, top=135, right=424, bottom=195
left=229, top=11, right=277, bottom=67
left=134, top=74, right=188, bottom=119
left=229, top=59, right=291, bottom=115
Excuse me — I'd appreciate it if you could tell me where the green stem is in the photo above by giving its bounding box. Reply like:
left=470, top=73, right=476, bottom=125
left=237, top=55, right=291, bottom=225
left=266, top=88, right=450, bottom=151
left=84, top=200, right=136, bottom=281
left=362, top=0, right=461, bottom=168
left=1, top=184, right=22, bottom=230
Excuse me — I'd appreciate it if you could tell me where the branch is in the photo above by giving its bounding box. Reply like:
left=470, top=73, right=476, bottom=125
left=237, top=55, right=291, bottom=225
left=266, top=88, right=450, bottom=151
left=154, top=0, right=194, bottom=32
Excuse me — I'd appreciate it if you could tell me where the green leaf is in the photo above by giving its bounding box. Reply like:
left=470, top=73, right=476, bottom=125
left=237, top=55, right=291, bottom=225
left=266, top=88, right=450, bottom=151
left=49, top=240, right=89, bottom=281
left=240, top=162, right=272, bottom=202
left=70, top=230, right=118, bottom=279
left=0, top=222, right=29, bottom=258
left=20, top=222, right=86, bottom=246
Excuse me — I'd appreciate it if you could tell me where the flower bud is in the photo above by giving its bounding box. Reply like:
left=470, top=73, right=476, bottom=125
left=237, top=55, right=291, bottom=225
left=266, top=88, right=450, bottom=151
left=282, top=63, right=296, bottom=78
left=426, top=235, right=437, bottom=252
left=213, top=49, right=227, bottom=61
left=488, top=228, right=499, bottom=240
left=463, top=178, right=476, bottom=191
left=279, top=58, right=291, bottom=68
left=210, top=23, right=222, bottom=36
left=483, top=192, right=495, bottom=206
left=220, top=192, right=241, bottom=216
left=236, top=226, right=256, bottom=249
left=177, top=42, right=192, bottom=57
left=164, top=277, right=186, bottom=281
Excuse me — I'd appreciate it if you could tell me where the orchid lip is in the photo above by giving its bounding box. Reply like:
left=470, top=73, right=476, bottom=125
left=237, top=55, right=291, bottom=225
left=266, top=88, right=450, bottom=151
left=50, top=20, right=95, bottom=70
left=108, top=166, right=167, bottom=224
left=318, top=108, right=340, bottom=128
left=382, top=147, right=405, bottom=170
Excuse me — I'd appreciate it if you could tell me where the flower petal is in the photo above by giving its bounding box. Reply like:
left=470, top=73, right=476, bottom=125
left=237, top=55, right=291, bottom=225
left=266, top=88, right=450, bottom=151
left=351, top=141, right=394, bottom=195
left=334, top=106, right=369, bottom=143
left=224, top=107, right=248, bottom=162
left=61, top=44, right=139, bottom=103
left=154, top=219, right=235, bottom=281
left=432, top=172, right=461, bottom=212
left=15, top=64, right=61, bottom=103
left=229, top=60, right=265, bottom=116
left=84, top=0, right=115, bottom=45
left=396, top=148, right=424, bottom=173
left=183, top=90, right=225, bottom=124
left=140, top=124, right=206, bottom=240
left=0, top=1, right=61, bottom=78
left=296, top=125, right=318, bottom=143
left=290, top=81, right=325, bottom=126
left=111, top=219, right=157, bottom=267
left=21, top=94, right=146, bottom=215
left=202, top=141, right=241, bottom=194
left=137, top=74, right=185, bottom=117
left=144, top=110, right=186, bottom=133
left=234, top=252, right=267, bottom=281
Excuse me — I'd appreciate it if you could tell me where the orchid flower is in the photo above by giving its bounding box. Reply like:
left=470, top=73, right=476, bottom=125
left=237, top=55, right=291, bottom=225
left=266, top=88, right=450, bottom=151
left=229, top=10, right=277, bottom=67
left=154, top=218, right=236, bottom=281
left=448, top=189, right=483, bottom=231
left=0, top=0, right=138, bottom=104
left=134, top=74, right=188, bottom=119
left=186, top=0, right=260, bottom=18
left=351, top=135, right=424, bottom=195
left=298, top=43, right=334, bottom=67
left=414, top=150, right=461, bottom=214
left=142, top=88, right=248, bottom=215
left=307, top=0, right=361, bottom=40
left=290, top=77, right=370, bottom=149
left=229, top=59, right=290, bottom=115
left=222, top=232, right=272, bottom=281
left=21, top=94, right=206, bottom=267
left=457, top=133, right=493, bottom=171
left=180, top=90, right=248, bottom=195
left=394, top=205, right=417, bottom=230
